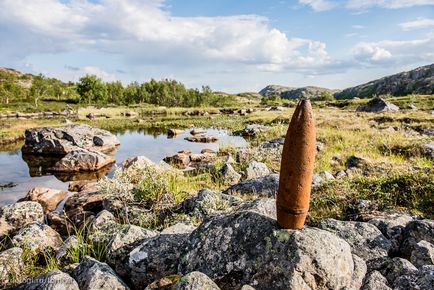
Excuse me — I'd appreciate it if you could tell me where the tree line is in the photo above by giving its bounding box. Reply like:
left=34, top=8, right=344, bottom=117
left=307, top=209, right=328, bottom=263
left=0, top=71, right=235, bottom=108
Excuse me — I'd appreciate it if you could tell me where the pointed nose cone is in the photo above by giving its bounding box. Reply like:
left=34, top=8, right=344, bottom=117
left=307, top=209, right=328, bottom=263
left=276, top=99, right=316, bottom=229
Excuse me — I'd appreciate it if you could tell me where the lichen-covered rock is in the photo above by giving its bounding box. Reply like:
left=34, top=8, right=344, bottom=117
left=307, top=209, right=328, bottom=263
left=245, top=161, right=270, bottom=179
left=0, top=201, right=44, bottom=237
left=180, top=189, right=241, bottom=219
left=174, top=271, right=220, bottom=290
left=393, top=265, right=434, bottom=290
left=236, top=198, right=276, bottom=220
left=22, top=124, right=119, bottom=155
left=421, top=141, right=434, bottom=159
left=410, top=240, right=434, bottom=268
left=361, top=271, right=391, bottom=290
left=11, top=222, right=62, bottom=254
left=88, top=210, right=120, bottom=244
left=107, top=226, right=158, bottom=279
left=223, top=174, right=279, bottom=198
left=400, top=219, right=434, bottom=259
left=318, top=219, right=392, bottom=261
left=56, top=236, right=80, bottom=266
left=127, top=232, right=191, bottom=288
left=179, top=211, right=365, bottom=289
left=20, top=187, right=68, bottom=213
left=122, top=156, right=155, bottom=171
left=49, top=149, right=115, bottom=172
left=72, top=256, right=129, bottom=290
left=369, top=214, right=414, bottom=253
left=15, top=269, right=79, bottom=290
left=0, top=247, right=24, bottom=288
left=379, top=257, right=418, bottom=285
left=219, top=164, right=241, bottom=185
left=241, top=124, right=270, bottom=137
left=161, top=223, right=196, bottom=235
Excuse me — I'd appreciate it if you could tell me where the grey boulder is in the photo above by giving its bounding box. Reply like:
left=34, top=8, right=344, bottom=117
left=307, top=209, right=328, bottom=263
left=179, top=211, right=366, bottom=290
left=11, top=222, right=62, bottom=254
left=223, top=174, right=279, bottom=198
left=318, top=219, right=392, bottom=262
left=0, top=201, right=44, bottom=237
left=15, top=269, right=79, bottom=290
left=72, top=256, right=129, bottom=290
left=22, top=124, right=119, bottom=155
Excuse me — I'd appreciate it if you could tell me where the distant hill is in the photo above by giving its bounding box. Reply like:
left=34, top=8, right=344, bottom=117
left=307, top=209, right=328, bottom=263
left=259, top=85, right=339, bottom=100
left=0, top=67, right=34, bottom=89
left=335, top=63, right=434, bottom=99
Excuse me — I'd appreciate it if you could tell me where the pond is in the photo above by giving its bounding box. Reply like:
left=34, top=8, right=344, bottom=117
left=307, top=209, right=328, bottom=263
left=0, top=128, right=247, bottom=205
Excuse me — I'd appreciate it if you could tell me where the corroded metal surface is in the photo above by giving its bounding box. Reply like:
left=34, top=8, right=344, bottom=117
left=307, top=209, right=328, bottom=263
left=276, top=99, right=316, bottom=229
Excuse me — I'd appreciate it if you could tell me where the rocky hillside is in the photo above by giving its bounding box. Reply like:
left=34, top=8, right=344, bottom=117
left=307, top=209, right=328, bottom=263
left=335, top=63, right=434, bottom=99
left=0, top=67, right=33, bottom=89
left=259, top=85, right=339, bottom=100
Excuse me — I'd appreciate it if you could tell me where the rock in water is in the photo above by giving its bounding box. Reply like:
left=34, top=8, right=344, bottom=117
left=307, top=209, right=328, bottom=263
left=49, top=149, right=115, bottom=172
left=179, top=211, right=365, bottom=289
left=356, top=97, right=399, bottom=113
left=22, top=124, right=119, bottom=155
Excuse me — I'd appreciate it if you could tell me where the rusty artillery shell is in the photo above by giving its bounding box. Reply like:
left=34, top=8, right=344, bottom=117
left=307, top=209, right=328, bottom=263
left=276, top=99, right=316, bottom=229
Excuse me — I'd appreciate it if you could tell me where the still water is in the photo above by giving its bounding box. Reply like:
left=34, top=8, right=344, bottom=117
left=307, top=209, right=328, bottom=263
left=0, top=128, right=247, bottom=205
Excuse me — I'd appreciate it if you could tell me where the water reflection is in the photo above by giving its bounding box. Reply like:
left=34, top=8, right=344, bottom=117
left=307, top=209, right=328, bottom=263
left=0, top=128, right=247, bottom=204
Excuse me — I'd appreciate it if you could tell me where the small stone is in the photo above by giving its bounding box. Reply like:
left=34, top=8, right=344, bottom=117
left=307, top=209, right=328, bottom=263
left=219, top=163, right=241, bottom=185
left=245, top=160, right=270, bottom=179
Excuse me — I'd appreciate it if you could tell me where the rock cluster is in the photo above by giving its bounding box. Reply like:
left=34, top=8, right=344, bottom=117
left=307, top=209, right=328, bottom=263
left=21, top=124, right=119, bottom=174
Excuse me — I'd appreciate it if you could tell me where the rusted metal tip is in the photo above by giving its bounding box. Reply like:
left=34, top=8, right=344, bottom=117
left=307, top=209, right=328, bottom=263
left=276, top=98, right=316, bottom=230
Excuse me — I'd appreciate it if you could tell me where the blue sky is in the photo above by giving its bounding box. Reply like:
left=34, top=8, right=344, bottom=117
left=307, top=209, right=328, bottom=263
left=0, top=0, right=433, bottom=92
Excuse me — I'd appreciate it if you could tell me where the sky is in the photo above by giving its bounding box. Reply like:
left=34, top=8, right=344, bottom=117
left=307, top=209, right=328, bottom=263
left=0, top=0, right=433, bottom=93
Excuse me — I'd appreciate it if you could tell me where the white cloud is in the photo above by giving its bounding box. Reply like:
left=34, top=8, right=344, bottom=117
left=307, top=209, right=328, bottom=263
left=352, top=25, right=365, bottom=29
left=400, top=18, right=434, bottom=30
left=346, top=0, right=434, bottom=10
left=300, top=0, right=434, bottom=11
left=298, top=0, right=336, bottom=11
left=352, top=37, right=434, bottom=64
left=82, top=66, right=117, bottom=82
left=0, top=0, right=334, bottom=74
